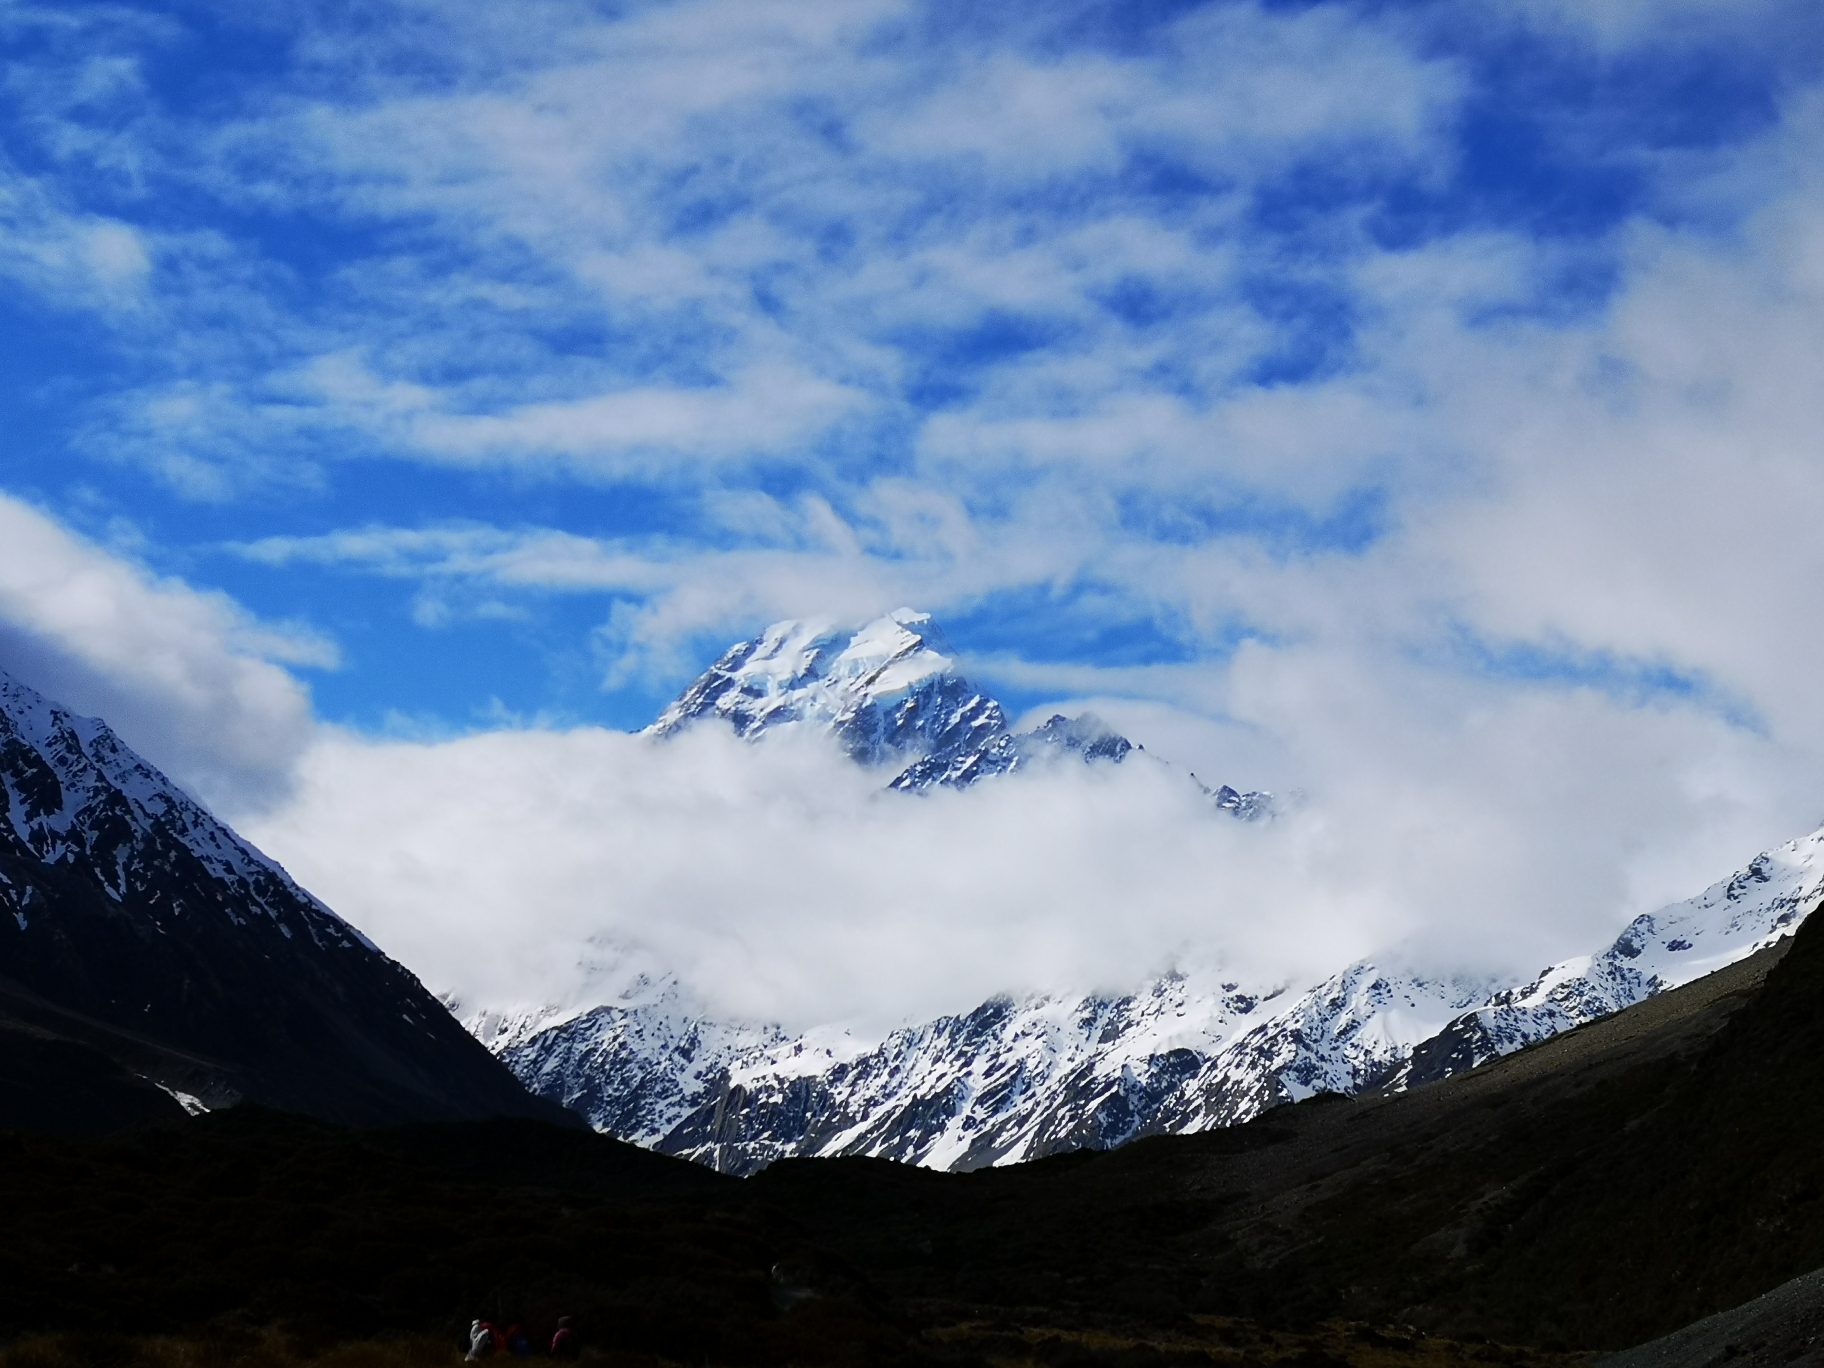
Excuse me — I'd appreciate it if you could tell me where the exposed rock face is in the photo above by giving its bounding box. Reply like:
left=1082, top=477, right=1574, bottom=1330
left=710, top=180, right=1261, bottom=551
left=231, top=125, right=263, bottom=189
left=0, top=667, right=573, bottom=1130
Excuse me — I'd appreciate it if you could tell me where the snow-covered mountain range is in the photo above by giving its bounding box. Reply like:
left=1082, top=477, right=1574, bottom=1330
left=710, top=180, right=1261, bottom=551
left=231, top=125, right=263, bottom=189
left=0, top=666, right=567, bottom=1128
left=472, top=609, right=1824, bottom=1173
left=480, top=825, right=1822, bottom=1174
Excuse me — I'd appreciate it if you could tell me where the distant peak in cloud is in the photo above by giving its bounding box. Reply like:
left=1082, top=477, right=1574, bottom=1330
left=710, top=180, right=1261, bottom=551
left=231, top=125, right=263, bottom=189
left=644, top=608, right=1007, bottom=777
left=643, top=608, right=1271, bottom=811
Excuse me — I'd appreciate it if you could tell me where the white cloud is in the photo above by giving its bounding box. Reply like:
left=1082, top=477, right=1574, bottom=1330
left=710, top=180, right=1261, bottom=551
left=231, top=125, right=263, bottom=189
left=0, top=161, right=152, bottom=310
left=0, top=494, right=327, bottom=811
left=17, top=0, right=1466, bottom=487
left=406, top=365, right=867, bottom=468
left=240, top=650, right=1812, bottom=1037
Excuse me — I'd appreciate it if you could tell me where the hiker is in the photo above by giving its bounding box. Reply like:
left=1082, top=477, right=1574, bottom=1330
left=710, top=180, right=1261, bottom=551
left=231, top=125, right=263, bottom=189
left=550, top=1317, right=578, bottom=1359
left=507, top=1326, right=533, bottom=1358
left=466, top=1320, right=493, bottom=1361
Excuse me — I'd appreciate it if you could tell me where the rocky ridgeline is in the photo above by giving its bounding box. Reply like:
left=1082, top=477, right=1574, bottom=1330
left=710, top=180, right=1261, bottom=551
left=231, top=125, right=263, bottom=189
left=482, top=828, right=1820, bottom=1173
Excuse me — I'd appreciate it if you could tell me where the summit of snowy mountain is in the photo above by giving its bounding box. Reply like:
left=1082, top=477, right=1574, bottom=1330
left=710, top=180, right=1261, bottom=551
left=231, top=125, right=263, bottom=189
left=647, top=609, right=1268, bottom=809
left=0, top=665, right=570, bottom=1130
left=474, top=608, right=1824, bottom=1174
left=646, top=609, right=1009, bottom=785
left=647, top=611, right=962, bottom=749
left=0, top=671, right=366, bottom=951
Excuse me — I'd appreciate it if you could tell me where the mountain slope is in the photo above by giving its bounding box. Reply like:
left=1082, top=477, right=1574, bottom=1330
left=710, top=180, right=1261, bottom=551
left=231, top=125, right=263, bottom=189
left=646, top=611, right=1009, bottom=783
left=0, top=667, right=572, bottom=1130
left=731, top=905, right=1821, bottom=1354
left=487, top=824, right=1822, bottom=1172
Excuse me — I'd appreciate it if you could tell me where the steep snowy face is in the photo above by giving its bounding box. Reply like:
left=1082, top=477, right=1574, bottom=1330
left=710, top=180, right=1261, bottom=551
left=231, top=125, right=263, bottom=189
left=505, top=972, right=1272, bottom=1175
left=0, top=666, right=563, bottom=1127
left=1175, top=962, right=1503, bottom=1129
left=489, top=959, right=1502, bottom=1176
left=0, top=671, right=363, bottom=950
left=646, top=610, right=1273, bottom=809
left=646, top=610, right=1009, bottom=777
left=886, top=710, right=1137, bottom=791
left=474, top=980, right=796, bottom=1150
left=485, top=823, right=1824, bottom=1173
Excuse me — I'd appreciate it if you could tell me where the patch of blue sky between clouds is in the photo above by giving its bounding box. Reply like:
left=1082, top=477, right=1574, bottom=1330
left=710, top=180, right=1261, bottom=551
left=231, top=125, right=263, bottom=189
left=1116, top=482, right=1389, bottom=554
left=1439, top=627, right=1765, bottom=733
left=938, top=583, right=1271, bottom=722
left=943, top=584, right=1209, bottom=669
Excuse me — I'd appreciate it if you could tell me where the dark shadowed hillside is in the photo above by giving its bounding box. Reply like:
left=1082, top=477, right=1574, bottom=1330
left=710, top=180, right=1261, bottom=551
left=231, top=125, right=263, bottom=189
left=6, top=901, right=1824, bottom=1365
left=746, top=915, right=1824, bottom=1351
left=0, top=668, right=572, bottom=1131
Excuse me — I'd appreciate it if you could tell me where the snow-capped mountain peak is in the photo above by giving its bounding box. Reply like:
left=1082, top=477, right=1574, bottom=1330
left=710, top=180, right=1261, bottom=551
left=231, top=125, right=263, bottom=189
left=0, top=664, right=564, bottom=1127
left=0, top=669, right=370, bottom=951
left=644, top=609, right=1002, bottom=775
left=1393, top=823, right=1824, bottom=1086
left=646, top=610, right=1269, bottom=811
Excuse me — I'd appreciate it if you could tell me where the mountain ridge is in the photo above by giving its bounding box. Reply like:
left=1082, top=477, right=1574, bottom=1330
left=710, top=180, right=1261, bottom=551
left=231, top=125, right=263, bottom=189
left=0, top=664, right=573, bottom=1131
left=645, top=608, right=1271, bottom=808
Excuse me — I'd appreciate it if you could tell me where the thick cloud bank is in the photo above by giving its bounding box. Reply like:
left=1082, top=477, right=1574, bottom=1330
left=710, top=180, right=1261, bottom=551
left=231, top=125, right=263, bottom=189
left=240, top=697, right=1811, bottom=1035
left=0, top=494, right=324, bottom=812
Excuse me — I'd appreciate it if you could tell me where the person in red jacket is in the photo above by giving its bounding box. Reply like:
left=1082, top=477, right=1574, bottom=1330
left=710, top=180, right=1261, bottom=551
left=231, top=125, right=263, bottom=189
left=549, top=1317, right=578, bottom=1359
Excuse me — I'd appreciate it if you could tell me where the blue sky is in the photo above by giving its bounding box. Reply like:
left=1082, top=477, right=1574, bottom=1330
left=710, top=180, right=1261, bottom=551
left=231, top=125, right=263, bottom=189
left=4, top=0, right=1816, bottom=739
left=7, top=0, right=1824, bottom=1021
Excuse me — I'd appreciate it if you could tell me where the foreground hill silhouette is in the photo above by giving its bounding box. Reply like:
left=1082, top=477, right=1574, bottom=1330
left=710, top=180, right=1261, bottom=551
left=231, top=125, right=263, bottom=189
left=4, top=895, right=1822, bottom=1365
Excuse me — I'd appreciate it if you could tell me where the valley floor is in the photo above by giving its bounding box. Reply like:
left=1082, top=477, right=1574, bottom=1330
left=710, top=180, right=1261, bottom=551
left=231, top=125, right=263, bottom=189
left=0, top=1320, right=1593, bottom=1368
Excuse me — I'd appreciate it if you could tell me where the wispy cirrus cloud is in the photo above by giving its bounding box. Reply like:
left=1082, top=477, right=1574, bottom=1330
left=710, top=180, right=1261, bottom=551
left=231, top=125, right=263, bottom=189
left=3, top=0, right=1470, bottom=493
